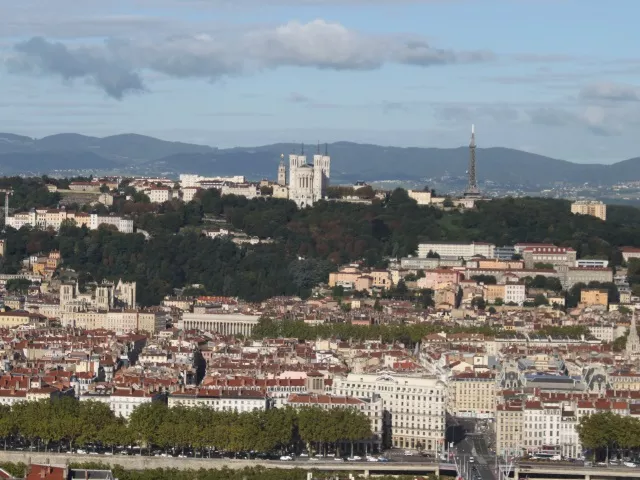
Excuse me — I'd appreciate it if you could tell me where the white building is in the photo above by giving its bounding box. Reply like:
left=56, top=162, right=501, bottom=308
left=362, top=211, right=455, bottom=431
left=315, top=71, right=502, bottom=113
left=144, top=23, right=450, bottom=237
left=576, top=259, right=609, bottom=268
left=417, top=242, right=495, bottom=260
left=81, top=386, right=162, bottom=419
left=6, top=210, right=133, bottom=234
left=182, top=187, right=200, bottom=203
left=504, top=284, right=526, bottom=306
left=168, top=387, right=268, bottom=412
left=147, top=187, right=173, bottom=203
left=180, top=312, right=260, bottom=336
left=282, top=149, right=331, bottom=208
left=332, top=372, right=446, bottom=452
left=180, top=174, right=246, bottom=188
left=220, top=183, right=261, bottom=199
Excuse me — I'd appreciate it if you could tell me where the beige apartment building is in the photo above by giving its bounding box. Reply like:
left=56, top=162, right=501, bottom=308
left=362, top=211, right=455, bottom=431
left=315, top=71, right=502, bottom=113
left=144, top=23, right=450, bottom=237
left=571, top=200, right=606, bottom=221
left=447, top=371, right=496, bottom=418
left=332, top=372, right=446, bottom=452
left=496, top=401, right=524, bottom=457
left=0, top=311, right=46, bottom=328
left=580, top=288, right=609, bottom=307
left=483, top=284, right=505, bottom=304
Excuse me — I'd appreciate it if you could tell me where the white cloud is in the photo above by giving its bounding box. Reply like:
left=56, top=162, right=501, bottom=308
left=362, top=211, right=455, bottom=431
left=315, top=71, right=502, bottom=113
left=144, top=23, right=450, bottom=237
left=579, top=82, right=640, bottom=102
left=4, top=20, right=495, bottom=99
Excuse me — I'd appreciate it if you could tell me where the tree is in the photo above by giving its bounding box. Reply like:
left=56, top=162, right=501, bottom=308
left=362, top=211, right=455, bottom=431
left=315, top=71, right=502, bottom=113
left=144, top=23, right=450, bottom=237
left=534, top=262, right=554, bottom=269
left=471, top=297, right=486, bottom=310
left=494, top=297, right=503, bottom=306
left=471, top=275, right=497, bottom=285
left=128, top=402, right=169, bottom=455
left=533, top=294, right=549, bottom=306
left=5, top=278, right=31, bottom=294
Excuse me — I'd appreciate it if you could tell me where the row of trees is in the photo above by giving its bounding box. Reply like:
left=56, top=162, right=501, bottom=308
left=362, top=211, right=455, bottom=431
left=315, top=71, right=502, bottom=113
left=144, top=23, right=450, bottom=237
left=0, top=398, right=372, bottom=458
left=577, top=412, right=640, bottom=460
left=252, top=318, right=595, bottom=344
left=252, top=318, right=499, bottom=345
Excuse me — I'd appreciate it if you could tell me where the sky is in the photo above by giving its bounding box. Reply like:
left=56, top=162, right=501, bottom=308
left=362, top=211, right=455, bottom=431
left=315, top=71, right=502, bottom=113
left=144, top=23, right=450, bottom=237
left=2, top=0, right=640, bottom=163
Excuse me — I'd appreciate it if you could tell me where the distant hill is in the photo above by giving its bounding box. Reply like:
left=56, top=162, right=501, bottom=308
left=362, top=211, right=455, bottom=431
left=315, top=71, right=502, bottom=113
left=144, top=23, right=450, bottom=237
left=0, top=132, right=639, bottom=185
left=0, top=151, right=119, bottom=175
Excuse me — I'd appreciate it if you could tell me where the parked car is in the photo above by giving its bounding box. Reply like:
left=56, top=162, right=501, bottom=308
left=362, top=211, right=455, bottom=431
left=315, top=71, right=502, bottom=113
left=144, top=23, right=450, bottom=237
left=280, top=455, right=293, bottom=461
left=347, top=456, right=362, bottom=461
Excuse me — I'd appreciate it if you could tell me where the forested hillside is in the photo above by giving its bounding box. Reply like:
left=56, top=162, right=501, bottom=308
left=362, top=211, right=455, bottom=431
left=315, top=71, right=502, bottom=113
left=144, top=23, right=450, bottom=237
left=2, top=188, right=639, bottom=305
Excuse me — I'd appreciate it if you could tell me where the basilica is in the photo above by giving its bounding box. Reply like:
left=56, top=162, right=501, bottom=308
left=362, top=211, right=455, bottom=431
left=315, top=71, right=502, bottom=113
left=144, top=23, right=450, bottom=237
left=275, top=145, right=331, bottom=208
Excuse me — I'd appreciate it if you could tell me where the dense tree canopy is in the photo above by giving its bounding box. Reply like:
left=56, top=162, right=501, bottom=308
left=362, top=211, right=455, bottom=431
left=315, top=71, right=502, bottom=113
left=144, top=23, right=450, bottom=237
left=577, top=412, right=640, bottom=460
left=0, top=397, right=372, bottom=459
left=3, top=188, right=640, bottom=304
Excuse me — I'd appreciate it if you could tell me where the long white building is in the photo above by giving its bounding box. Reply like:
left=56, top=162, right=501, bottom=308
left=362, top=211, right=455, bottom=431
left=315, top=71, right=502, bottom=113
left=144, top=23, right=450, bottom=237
left=6, top=209, right=133, bottom=233
left=180, top=311, right=260, bottom=336
left=332, top=372, right=446, bottom=452
left=417, top=242, right=495, bottom=260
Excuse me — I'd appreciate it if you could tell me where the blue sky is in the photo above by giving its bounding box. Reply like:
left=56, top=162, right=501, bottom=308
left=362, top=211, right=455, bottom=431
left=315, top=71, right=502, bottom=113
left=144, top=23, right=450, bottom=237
left=2, top=0, right=640, bottom=163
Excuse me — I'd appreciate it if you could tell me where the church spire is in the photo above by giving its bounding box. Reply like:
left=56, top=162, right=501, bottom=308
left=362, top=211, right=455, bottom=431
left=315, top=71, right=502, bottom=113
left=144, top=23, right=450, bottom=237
left=626, top=309, right=640, bottom=360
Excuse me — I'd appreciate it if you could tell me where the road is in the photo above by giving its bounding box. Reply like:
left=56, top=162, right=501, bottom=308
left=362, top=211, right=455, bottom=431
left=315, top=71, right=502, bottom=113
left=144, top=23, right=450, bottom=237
left=455, top=433, right=496, bottom=480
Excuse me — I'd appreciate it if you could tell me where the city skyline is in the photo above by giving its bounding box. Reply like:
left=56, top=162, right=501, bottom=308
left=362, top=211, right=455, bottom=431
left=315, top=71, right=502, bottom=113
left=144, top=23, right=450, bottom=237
left=2, top=1, right=640, bottom=163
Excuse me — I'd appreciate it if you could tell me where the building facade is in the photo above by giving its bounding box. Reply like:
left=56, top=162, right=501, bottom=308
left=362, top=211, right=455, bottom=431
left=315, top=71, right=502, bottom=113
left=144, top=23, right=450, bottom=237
left=417, top=242, right=495, bottom=260
left=332, top=372, right=446, bottom=452
left=180, top=312, right=260, bottom=336
left=281, top=149, right=331, bottom=208
left=571, top=200, right=606, bottom=221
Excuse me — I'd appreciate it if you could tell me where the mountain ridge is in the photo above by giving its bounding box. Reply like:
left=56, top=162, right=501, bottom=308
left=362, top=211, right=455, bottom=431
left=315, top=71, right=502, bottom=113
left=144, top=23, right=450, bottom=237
left=0, top=132, right=638, bottom=185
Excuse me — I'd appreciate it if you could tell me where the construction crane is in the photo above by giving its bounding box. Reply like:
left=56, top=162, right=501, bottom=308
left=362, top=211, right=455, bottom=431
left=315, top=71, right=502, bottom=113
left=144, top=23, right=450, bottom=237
left=0, top=189, right=13, bottom=225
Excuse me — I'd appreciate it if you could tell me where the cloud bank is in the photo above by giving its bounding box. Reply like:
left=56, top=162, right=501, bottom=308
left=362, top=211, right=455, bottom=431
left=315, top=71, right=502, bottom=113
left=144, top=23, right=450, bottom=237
left=5, top=20, right=494, bottom=99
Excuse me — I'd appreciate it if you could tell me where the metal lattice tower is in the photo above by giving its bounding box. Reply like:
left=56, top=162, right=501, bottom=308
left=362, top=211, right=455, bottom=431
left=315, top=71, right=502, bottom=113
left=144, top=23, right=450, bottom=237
left=466, top=124, right=479, bottom=195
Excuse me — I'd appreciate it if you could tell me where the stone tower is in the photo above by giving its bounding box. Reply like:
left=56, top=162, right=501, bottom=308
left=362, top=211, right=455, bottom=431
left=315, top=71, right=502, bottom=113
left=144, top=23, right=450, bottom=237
left=277, top=155, right=286, bottom=186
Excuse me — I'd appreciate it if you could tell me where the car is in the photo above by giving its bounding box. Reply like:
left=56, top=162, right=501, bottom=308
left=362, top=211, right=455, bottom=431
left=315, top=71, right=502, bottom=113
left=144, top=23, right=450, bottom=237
left=309, top=457, right=320, bottom=462
left=280, top=455, right=293, bottom=461
left=378, top=457, right=390, bottom=462
left=624, top=462, right=637, bottom=468
left=347, top=456, right=362, bottom=461
left=366, top=456, right=378, bottom=462
left=299, top=452, right=309, bottom=457
left=76, top=449, right=87, bottom=455
left=404, top=450, right=414, bottom=456
left=469, top=457, right=475, bottom=463
left=334, top=457, right=344, bottom=462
